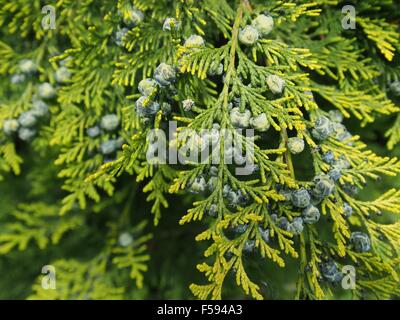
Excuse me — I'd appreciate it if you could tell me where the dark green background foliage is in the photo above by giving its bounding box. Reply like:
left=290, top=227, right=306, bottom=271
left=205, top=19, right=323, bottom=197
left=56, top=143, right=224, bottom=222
left=0, top=0, right=399, bottom=300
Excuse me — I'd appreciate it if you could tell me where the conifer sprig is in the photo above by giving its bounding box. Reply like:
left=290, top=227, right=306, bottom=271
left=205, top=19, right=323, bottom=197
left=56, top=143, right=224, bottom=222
left=0, top=0, right=399, bottom=300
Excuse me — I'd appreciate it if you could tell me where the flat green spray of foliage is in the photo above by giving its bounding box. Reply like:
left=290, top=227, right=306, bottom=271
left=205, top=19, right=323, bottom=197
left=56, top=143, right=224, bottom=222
left=0, top=0, right=399, bottom=299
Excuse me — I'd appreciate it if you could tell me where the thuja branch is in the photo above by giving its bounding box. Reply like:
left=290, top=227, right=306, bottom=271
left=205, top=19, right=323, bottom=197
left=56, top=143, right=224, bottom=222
left=221, top=0, right=247, bottom=111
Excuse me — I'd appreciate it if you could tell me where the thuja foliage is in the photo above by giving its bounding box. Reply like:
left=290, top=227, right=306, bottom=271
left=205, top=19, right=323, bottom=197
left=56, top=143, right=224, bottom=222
left=0, top=0, right=400, bottom=300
